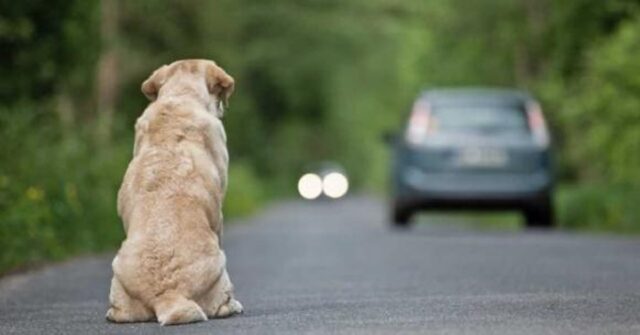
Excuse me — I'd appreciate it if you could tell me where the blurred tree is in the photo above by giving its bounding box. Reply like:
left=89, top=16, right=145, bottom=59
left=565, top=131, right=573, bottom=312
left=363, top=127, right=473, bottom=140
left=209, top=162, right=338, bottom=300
left=563, top=16, right=640, bottom=185
left=0, top=0, right=99, bottom=119
left=95, top=0, right=119, bottom=143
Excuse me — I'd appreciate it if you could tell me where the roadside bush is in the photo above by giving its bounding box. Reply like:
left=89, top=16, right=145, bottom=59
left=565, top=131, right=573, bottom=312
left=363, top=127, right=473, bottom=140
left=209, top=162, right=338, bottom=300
left=0, top=107, right=128, bottom=273
left=552, top=16, right=640, bottom=233
left=224, top=162, right=265, bottom=219
left=557, top=184, right=640, bottom=233
left=560, top=16, right=640, bottom=185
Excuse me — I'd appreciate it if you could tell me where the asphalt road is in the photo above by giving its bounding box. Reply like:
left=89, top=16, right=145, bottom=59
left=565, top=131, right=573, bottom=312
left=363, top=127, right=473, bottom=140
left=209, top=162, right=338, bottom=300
left=2, top=196, right=640, bottom=334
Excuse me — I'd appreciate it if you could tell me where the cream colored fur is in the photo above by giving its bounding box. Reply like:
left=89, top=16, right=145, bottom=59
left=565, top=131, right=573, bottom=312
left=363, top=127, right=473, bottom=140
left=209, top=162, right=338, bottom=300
left=106, top=59, right=243, bottom=326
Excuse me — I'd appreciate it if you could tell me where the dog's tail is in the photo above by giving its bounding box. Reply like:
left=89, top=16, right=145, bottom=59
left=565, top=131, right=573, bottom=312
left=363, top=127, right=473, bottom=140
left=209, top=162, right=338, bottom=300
left=154, top=292, right=207, bottom=326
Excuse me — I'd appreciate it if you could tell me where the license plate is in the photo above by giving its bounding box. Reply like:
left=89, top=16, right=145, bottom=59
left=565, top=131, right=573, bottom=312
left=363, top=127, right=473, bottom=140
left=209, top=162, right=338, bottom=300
left=455, top=147, right=508, bottom=168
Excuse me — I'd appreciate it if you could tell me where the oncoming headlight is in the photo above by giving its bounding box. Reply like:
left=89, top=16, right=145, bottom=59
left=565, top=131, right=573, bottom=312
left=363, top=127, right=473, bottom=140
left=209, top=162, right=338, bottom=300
left=322, top=172, right=349, bottom=199
left=298, top=173, right=323, bottom=200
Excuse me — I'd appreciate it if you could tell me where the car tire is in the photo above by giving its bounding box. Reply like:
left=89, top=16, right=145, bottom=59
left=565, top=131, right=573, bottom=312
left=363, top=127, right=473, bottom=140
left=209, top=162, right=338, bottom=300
left=392, top=205, right=412, bottom=227
left=524, top=195, right=555, bottom=229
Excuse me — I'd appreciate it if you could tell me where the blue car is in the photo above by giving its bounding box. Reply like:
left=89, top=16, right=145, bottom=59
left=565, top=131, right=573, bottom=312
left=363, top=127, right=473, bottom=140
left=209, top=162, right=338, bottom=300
left=388, top=88, right=554, bottom=228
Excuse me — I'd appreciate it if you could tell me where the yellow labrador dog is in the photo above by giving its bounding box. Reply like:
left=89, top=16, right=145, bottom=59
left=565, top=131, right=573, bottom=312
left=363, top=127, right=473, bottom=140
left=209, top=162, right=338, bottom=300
left=106, top=59, right=243, bottom=326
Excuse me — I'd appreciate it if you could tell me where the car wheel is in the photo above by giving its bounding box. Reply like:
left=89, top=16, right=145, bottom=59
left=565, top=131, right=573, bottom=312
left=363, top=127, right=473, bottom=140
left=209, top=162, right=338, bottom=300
left=524, top=196, right=555, bottom=229
left=392, top=205, right=412, bottom=227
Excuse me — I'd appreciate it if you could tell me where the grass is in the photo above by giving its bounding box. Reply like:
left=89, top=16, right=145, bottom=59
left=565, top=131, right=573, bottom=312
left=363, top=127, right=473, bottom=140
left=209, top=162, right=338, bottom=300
left=415, top=212, right=522, bottom=232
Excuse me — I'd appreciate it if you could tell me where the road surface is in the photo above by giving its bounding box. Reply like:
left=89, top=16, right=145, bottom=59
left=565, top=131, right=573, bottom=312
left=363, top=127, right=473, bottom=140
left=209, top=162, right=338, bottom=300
left=1, top=196, right=640, bottom=334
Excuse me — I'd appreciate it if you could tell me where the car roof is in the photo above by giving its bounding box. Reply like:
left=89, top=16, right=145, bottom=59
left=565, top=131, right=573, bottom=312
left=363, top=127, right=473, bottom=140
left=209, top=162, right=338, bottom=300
left=419, top=88, right=534, bottom=107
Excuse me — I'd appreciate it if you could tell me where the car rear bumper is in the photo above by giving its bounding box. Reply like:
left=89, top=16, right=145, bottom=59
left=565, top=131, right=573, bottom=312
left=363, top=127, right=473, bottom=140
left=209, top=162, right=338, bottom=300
left=395, top=191, right=550, bottom=212
left=395, top=168, right=552, bottom=210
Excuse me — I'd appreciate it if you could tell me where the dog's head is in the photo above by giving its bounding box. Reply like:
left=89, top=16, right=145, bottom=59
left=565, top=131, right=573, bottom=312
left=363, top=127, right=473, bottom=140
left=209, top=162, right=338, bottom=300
left=141, top=59, right=235, bottom=117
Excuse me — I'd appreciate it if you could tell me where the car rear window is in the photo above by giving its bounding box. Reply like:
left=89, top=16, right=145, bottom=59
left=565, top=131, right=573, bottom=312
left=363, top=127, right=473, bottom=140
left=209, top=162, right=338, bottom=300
left=432, top=105, right=528, bottom=133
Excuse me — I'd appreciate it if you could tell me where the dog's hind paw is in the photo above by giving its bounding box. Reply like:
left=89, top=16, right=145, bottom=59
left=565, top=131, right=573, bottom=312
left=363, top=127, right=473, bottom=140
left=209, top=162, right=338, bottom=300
left=215, top=298, right=243, bottom=318
left=105, top=307, right=117, bottom=322
left=105, top=307, right=136, bottom=323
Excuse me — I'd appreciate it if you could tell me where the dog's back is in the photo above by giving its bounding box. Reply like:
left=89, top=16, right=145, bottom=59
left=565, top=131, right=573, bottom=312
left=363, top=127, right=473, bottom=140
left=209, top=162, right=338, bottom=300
left=107, top=60, right=242, bottom=326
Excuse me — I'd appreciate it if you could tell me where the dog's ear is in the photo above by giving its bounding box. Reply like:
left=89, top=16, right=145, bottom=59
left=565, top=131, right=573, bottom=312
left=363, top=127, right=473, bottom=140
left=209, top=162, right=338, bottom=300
left=205, top=63, right=235, bottom=116
left=141, top=65, right=169, bottom=101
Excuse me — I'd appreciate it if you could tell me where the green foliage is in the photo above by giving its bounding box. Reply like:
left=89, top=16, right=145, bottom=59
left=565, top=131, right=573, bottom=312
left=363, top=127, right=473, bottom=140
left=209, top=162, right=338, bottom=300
left=0, top=0, right=99, bottom=102
left=0, top=107, right=129, bottom=272
left=557, top=184, right=640, bottom=233
left=545, top=0, right=637, bottom=78
left=224, top=163, right=265, bottom=219
left=561, top=17, right=640, bottom=185
left=548, top=15, right=640, bottom=232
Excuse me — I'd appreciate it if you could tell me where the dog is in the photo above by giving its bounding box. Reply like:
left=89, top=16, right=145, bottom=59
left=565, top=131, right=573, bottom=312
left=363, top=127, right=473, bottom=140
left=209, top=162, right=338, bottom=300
left=106, top=59, right=243, bottom=326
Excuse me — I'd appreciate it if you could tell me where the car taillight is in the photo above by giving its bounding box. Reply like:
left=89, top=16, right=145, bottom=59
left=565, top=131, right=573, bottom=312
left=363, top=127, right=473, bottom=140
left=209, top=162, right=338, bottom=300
left=526, top=101, right=550, bottom=147
left=406, top=101, right=433, bottom=145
